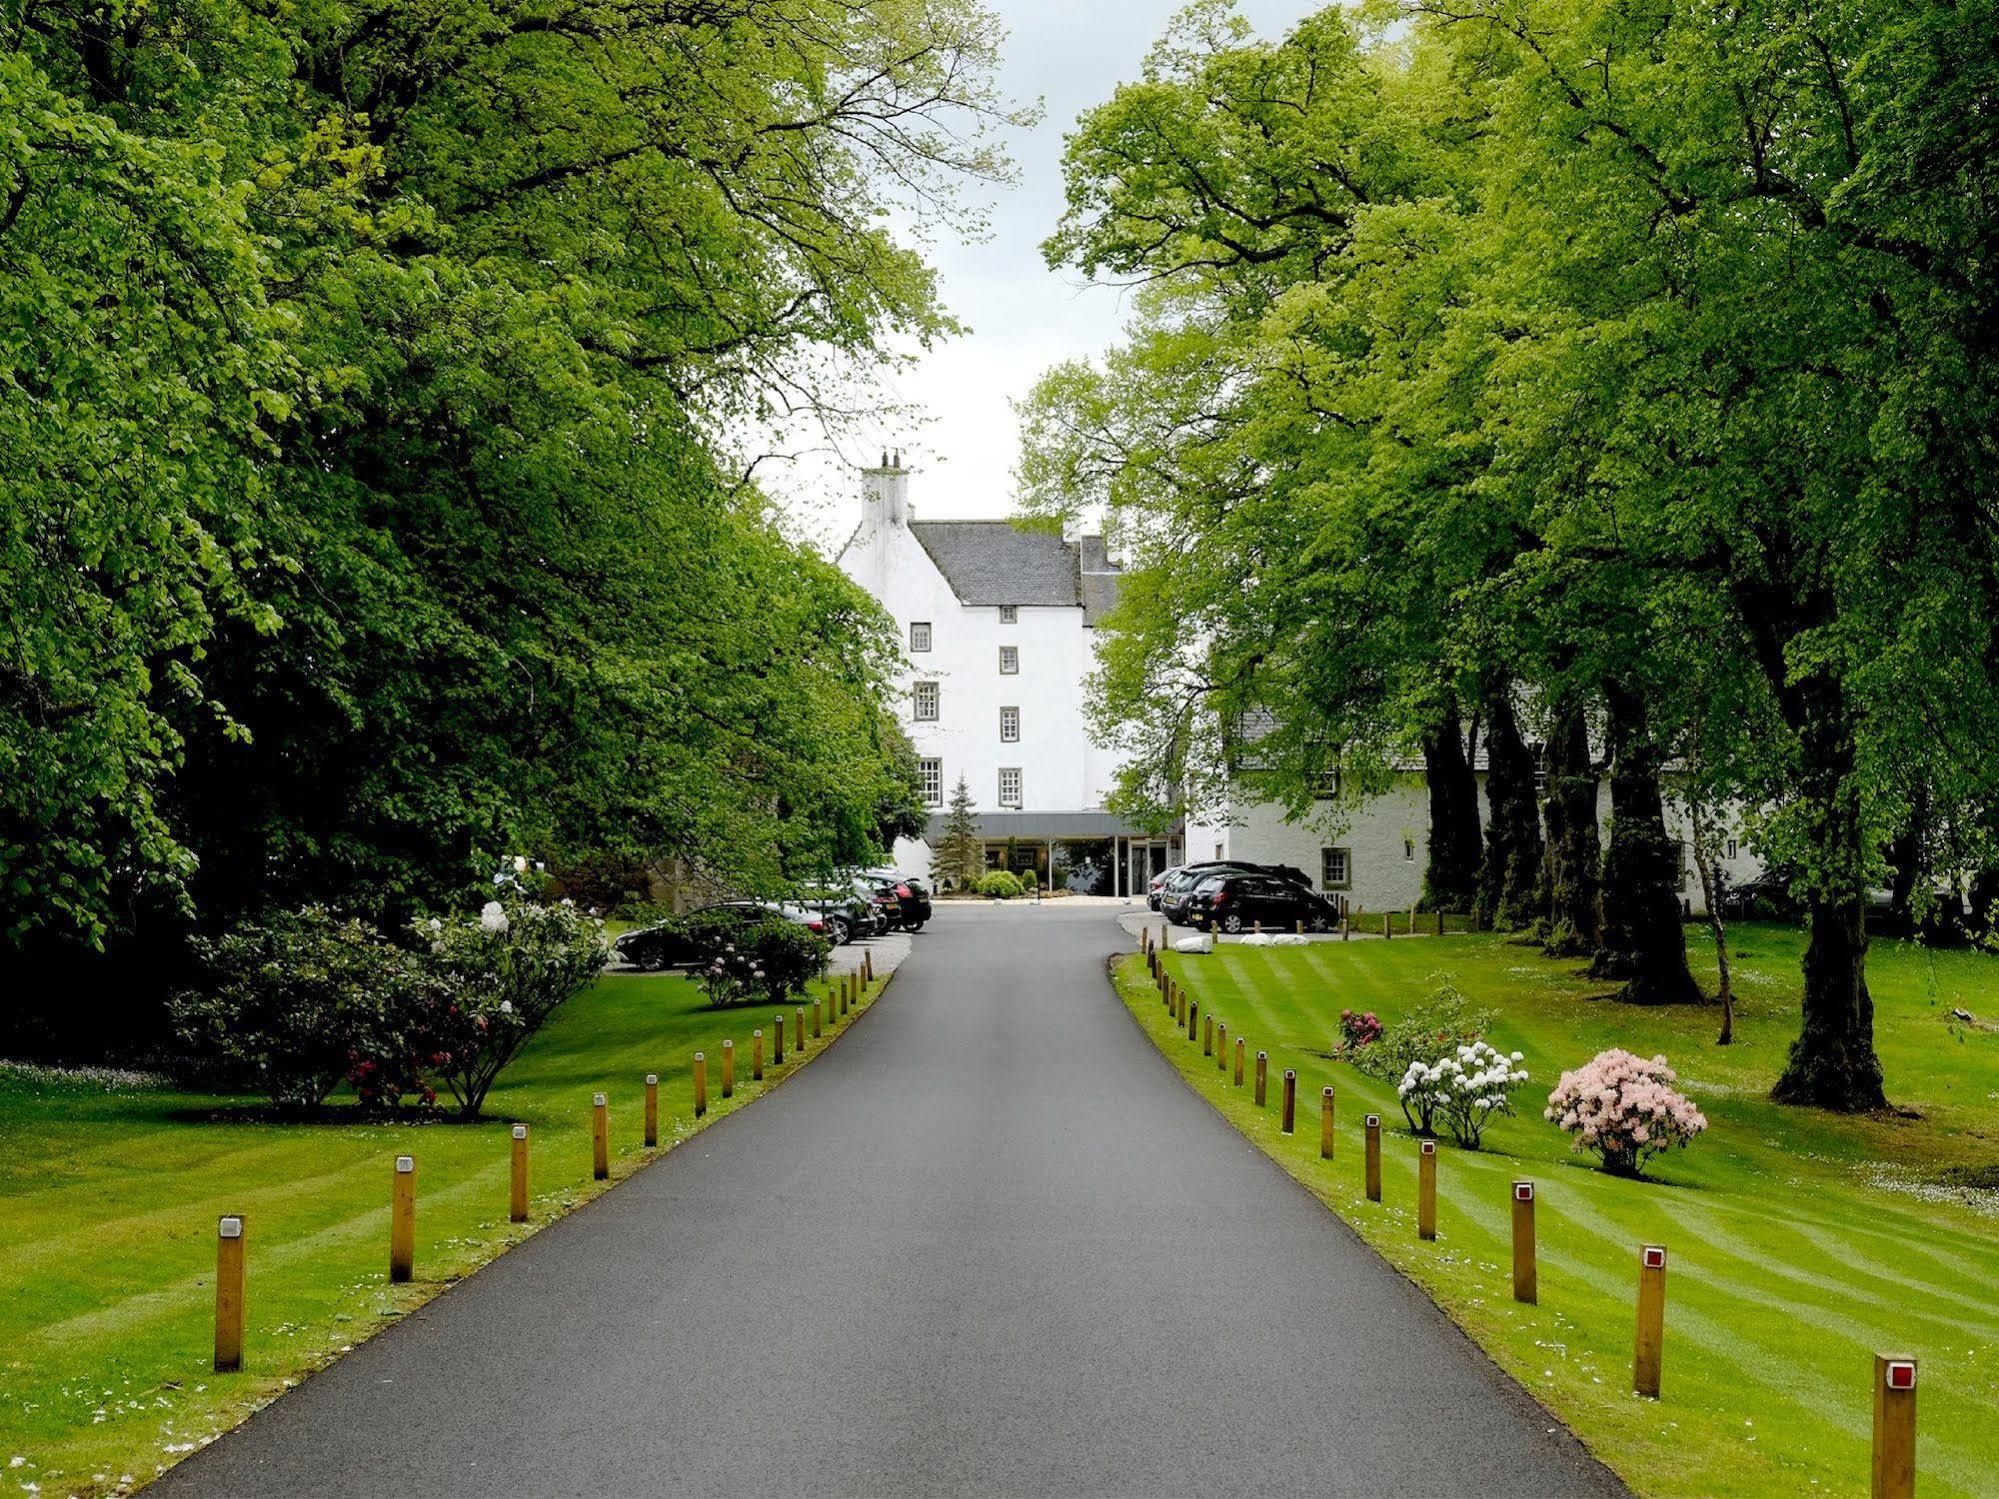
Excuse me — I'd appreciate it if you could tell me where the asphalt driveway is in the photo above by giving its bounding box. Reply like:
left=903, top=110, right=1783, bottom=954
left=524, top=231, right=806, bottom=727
left=155, top=904, right=1622, bottom=1497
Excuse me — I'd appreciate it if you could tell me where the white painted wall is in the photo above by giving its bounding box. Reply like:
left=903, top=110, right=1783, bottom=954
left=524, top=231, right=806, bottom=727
left=1191, top=776, right=1766, bottom=915
left=836, top=464, right=1123, bottom=817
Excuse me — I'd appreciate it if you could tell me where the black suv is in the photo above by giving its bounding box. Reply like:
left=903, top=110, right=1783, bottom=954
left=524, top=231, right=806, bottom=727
left=1185, top=873, right=1340, bottom=934
left=1160, top=861, right=1311, bottom=925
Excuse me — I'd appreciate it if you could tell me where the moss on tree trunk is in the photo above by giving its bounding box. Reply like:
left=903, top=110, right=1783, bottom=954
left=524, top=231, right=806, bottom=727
left=1590, top=684, right=1699, bottom=1003
left=1420, top=695, right=1482, bottom=912
left=1541, top=700, right=1600, bottom=957
left=1474, top=685, right=1547, bottom=930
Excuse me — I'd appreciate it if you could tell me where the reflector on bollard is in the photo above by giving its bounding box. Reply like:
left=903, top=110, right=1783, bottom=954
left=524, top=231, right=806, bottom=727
left=1643, top=1245, right=1666, bottom=1270
left=1515, top=1181, right=1534, bottom=1202
left=1885, top=1360, right=1916, bottom=1391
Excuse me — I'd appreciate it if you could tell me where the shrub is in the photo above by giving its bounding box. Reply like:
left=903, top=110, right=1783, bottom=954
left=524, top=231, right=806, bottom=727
left=1350, top=983, right=1495, bottom=1090
left=700, top=920, right=829, bottom=1006
left=1397, top=1041, right=1530, bottom=1147
left=171, top=909, right=437, bottom=1113
left=410, top=899, right=606, bottom=1118
left=976, top=870, right=1025, bottom=899
left=1545, top=1049, right=1709, bottom=1176
left=1334, top=1008, right=1383, bottom=1056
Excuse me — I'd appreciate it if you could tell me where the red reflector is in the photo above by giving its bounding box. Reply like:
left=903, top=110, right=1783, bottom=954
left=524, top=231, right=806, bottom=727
left=1420, top=1140, right=1436, bottom=1155
left=1515, top=1182, right=1534, bottom=1202
left=1642, top=1246, right=1666, bottom=1270
left=1886, top=1360, right=1917, bottom=1391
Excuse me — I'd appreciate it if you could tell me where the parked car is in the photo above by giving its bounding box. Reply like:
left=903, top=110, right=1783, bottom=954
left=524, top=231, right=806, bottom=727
left=1158, top=861, right=1311, bottom=924
left=610, top=900, right=839, bottom=971
left=1183, top=872, right=1340, bottom=934
left=798, top=880, right=883, bottom=942
left=864, top=874, right=931, bottom=933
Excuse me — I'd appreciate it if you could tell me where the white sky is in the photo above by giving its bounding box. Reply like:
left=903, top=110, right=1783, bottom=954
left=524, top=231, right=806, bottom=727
left=770, top=0, right=1319, bottom=553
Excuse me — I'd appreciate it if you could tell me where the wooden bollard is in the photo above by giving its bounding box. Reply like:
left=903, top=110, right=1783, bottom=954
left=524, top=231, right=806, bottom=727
left=1634, top=1244, right=1667, bottom=1396
left=1418, top=1139, right=1437, bottom=1240
left=592, top=1094, right=609, bottom=1179
left=1342, top=913, right=1350, bottom=940
left=1435, top=908, right=1445, bottom=937
left=644, top=1073, right=659, bottom=1147
left=693, top=1053, right=708, bottom=1118
left=722, top=1040, right=735, bottom=1098
left=1188, top=998, right=1199, bottom=1042
left=1873, top=1355, right=1918, bottom=1499
left=214, top=1215, right=245, bottom=1372
left=772, top=1015, right=784, bottom=1064
left=1254, top=1050, right=1268, bottom=1107
left=794, top=1006, right=804, bottom=1051
left=1215, top=1021, right=1228, bottom=1070
left=753, top=1029, right=765, bottom=1079
left=1203, top=1014, right=1213, bottom=1056
left=1295, top=919, right=1304, bottom=935
left=1364, top=1115, right=1382, bottom=1201
left=1253, top=920, right=1262, bottom=934
left=390, top=1154, right=416, bottom=1280
left=510, top=1125, right=529, bottom=1223
left=1320, top=1086, right=1335, bottom=1159
left=1511, top=1181, right=1537, bottom=1303
left=812, top=998, right=823, bottom=1039
left=1234, top=1037, right=1246, bottom=1087
left=1280, top=1070, right=1296, bottom=1133
left=1383, top=912, right=1392, bottom=939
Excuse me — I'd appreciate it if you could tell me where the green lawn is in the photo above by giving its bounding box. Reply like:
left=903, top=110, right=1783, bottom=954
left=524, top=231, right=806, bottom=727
left=1129, top=923, right=1999, bottom=1499
left=0, top=966, right=883, bottom=1494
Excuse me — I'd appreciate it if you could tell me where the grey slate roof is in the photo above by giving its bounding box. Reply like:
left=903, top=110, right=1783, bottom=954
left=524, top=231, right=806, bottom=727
left=910, top=521, right=1121, bottom=621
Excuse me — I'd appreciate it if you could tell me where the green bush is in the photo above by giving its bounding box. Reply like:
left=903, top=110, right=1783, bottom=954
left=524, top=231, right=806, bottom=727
left=171, top=909, right=439, bottom=1113
left=1349, top=982, right=1497, bottom=1128
left=699, top=919, right=829, bottom=1006
left=976, top=870, right=1025, bottom=899
left=411, top=899, right=606, bottom=1118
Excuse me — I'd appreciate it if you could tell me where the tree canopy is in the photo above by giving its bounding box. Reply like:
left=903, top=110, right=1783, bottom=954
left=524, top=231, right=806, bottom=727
left=2, top=0, right=1021, bottom=1011
left=1021, top=0, right=1999, bottom=1108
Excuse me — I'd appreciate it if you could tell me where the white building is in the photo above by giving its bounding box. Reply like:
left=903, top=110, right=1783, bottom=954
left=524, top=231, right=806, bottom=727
left=836, top=457, right=1181, bottom=893
left=1189, top=769, right=1763, bottom=915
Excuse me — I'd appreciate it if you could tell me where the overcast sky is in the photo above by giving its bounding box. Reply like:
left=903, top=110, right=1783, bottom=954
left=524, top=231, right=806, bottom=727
left=773, top=0, right=1317, bottom=552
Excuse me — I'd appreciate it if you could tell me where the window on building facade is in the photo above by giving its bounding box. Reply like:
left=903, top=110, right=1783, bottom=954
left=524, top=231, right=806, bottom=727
left=998, top=767, right=1022, bottom=807
left=1725, top=838, right=1738, bottom=860
left=998, top=644, right=1019, bottom=674
left=1403, top=838, right=1415, bottom=861
left=999, top=705, right=1019, bottom=742
left=1314, top=770, right=1341, bottom=799
left=913, top=680, right=938, bottom=721
left=919, top=758, right=942, bottom=806
left=1321, top=847, right=1352, bottom=890
left=910, top=620, right=932, bottom=652
left=998, top=605, right=1017, bottom=624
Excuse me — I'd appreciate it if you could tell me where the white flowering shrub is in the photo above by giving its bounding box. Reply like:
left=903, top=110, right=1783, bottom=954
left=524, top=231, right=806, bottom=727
left=1397, top=1041, right=1531, bottom=1147
left=1545, top=1049, right=1708, bottom=1177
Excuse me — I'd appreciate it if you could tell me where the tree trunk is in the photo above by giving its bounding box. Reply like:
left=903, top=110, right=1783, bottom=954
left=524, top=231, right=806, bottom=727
left=1540, top=700, right=1600, bottom=957
left=1688, top=803, right=1734, bottom=1043
left=1591, top=684, right=1699, bottom=1003
left=1420, top=695, right=1482, bottom=913
left=1736, top=573, right=1889, bottom=1112
left=1883, top=786, right=1927, bottom=937
left=1475, top=684, right=1547, bottom=930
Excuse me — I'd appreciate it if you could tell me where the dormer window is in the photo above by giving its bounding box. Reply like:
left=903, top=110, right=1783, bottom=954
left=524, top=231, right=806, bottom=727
left=910, top=621, right=932, bottom=652
left=998, top=605, right=1018, bottom=624
left=999, top=645, right=1019, bottom=675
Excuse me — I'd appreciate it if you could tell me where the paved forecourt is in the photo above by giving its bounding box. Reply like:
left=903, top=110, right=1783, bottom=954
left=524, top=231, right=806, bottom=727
left=157, top=904, right=1621, bottom=1497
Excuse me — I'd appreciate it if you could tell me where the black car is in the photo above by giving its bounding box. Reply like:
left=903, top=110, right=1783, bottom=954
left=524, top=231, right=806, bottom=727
left=610, top=901, right=838, bottom=971
left=1184, top=873, right=1339, bottom=934
left=866, top=875, right=931, bottom=933
left=1159, top=861, right=1311, bottom=925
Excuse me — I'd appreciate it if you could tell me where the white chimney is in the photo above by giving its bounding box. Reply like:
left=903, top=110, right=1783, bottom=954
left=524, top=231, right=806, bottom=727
left=863, top=450, right=911, bottom=529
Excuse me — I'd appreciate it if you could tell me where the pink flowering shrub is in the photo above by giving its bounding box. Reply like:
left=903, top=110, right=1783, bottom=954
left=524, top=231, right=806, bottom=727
left=1335, top=1008, right=1383, bottom=1054
left=1545, top=1049, right=1708, bottom=1177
